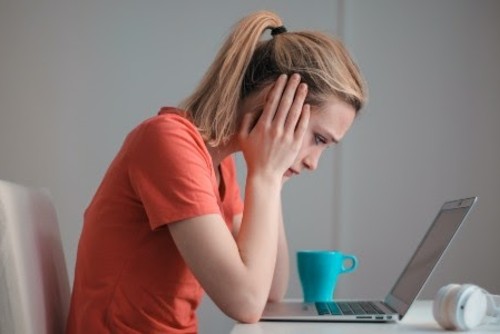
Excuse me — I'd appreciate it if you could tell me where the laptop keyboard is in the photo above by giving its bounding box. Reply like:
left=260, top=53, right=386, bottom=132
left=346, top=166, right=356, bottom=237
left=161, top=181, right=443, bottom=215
left=315, top=301, right=385, bottom=316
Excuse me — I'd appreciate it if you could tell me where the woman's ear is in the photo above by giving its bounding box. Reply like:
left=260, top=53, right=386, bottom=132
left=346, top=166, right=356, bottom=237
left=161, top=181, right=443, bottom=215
left=248, top=108, right=264, bottom=132
left=237, top=85, right=270, bottom=130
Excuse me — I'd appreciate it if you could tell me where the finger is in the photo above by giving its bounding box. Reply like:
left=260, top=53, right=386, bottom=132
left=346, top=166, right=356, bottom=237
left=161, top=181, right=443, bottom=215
left=294, top=104, right=310, bottom=141
left=284, top=83, right=308, bottom=133
left=259, top=74, right=288, bottom=125
left=273, top=73, right=302, bottom=125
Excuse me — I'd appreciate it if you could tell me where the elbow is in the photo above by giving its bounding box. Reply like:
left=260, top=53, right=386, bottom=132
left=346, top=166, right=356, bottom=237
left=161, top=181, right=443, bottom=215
left=229, top=307, right=263, bottom=324
left=233, top=311, right=262, bottom=324
left=220, top=293, right=266, bottom=324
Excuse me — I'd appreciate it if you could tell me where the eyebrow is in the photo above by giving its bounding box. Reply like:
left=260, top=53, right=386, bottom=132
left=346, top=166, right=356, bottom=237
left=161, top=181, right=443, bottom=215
left=315, top=123, right=340, bottom=144
left=322, top=130, right=339, bottom=144
left=329, top=133, right=340, bottom=144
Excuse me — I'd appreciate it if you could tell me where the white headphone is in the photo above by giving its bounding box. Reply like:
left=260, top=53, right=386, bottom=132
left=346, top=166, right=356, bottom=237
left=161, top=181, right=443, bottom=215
left=433, top=283, right=500, bottom=331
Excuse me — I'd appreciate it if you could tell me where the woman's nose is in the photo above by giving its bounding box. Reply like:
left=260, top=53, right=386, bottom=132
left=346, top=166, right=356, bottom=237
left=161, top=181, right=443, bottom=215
left=303, top=149, right=322, bottom=171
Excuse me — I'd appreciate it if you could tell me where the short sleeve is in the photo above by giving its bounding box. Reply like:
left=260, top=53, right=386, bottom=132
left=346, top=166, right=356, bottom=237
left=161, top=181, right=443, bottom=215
left=127, top=114, right=220, bottom=230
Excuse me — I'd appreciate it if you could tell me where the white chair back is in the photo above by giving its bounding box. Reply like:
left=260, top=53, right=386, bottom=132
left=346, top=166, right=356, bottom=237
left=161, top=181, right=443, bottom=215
left=0, top=180, right=70, bottom=334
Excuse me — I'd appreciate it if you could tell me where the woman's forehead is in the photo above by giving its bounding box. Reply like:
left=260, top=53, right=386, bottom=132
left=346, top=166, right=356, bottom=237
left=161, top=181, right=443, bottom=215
left=309, top=99, right=356, bottom=142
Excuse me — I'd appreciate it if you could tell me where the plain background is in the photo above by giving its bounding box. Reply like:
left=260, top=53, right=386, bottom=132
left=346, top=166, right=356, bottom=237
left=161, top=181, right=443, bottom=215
left=1, top=0, right=499, bottom=333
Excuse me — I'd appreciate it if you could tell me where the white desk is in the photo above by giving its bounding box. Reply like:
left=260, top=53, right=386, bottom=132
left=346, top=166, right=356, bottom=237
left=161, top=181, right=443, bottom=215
left=231, top=300, right=499, bottom=333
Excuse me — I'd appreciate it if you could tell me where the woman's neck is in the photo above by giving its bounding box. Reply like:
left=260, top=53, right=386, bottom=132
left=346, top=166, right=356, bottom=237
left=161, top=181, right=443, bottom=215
left=205, top=138, right=239, bottom=173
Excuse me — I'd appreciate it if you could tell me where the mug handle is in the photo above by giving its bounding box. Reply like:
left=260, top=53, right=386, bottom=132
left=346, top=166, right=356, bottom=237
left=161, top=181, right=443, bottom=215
left=340, top=254, right=358, bottom=274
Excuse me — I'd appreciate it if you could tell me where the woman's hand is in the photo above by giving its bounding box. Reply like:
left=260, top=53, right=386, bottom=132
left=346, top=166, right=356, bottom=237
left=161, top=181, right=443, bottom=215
left=239, top=73, right=310, bottom=182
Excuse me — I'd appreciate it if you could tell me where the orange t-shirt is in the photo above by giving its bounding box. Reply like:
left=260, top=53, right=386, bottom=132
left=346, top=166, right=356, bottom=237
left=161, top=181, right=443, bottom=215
left=66, top=108, right=244, bottom=334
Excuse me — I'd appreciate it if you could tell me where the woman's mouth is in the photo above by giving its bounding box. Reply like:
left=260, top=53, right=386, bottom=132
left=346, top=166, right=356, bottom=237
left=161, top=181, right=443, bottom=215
left=284, top=168, right=299, bottom=177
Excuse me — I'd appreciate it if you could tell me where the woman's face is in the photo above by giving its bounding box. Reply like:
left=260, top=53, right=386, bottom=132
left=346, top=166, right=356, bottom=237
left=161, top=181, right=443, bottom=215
left=283, top=98, right=356, bottom=179
left=239, top=85, right=356, bottom=179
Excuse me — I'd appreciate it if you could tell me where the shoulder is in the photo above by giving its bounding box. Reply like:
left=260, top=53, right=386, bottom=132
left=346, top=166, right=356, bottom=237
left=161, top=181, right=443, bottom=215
left=122, top=107, right=212, bottom=173
left=131, top=107, right=206, bottom=154
left=140, top=107, right=199, bottom=138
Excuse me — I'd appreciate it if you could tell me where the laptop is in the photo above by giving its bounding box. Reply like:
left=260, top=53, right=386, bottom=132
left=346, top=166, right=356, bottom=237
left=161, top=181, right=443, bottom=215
left=261, top=197, right=478, bottom=322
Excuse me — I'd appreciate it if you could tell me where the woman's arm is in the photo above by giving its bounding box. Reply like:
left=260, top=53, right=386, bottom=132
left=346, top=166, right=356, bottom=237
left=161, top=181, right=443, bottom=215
left=169, top=74, right=309, bottom=323
left=268, top=209, right=289, bottom=302
left=232, top=207, right=290, bottom=303
left=169, top=175, right=281, bottom=323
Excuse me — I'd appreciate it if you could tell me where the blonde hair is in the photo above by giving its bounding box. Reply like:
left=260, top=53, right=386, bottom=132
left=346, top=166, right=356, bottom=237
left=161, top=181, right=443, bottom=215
left=179, top=10, right=367, bottom=147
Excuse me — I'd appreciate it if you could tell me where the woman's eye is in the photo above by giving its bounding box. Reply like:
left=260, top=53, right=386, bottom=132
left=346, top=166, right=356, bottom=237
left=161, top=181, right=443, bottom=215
left=314, top=134, right=327, bottom=145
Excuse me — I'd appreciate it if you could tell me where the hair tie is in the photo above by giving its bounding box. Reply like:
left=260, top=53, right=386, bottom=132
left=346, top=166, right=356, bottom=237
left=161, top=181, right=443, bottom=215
left=271, top=26, right=287, bottom=36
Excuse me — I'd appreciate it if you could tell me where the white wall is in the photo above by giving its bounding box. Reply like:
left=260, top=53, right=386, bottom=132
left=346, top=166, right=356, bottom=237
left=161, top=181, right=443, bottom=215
left=0, top=1, right=339, bottom=333
left=1, top=0, right=499, bottom=333
left=336, top=0, right=500, bottom=301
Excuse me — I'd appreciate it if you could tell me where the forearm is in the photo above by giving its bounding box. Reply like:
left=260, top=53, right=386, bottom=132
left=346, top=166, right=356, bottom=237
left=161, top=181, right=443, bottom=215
left=268, top=208, right=290, bottom=302
left=236, top=173, right=282, bottom=310
left=170, top=173, right=282, bottom=323
left=231, top=202, right=289, bottom=302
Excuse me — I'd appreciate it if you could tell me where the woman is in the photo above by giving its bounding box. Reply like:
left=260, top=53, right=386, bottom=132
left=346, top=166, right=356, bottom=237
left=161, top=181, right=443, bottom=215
left=66, top=10, right=367, bottom=334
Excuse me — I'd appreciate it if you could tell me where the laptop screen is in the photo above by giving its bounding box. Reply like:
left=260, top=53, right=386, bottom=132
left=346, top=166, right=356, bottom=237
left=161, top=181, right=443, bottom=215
left=387, top=198, right=476, bottom=316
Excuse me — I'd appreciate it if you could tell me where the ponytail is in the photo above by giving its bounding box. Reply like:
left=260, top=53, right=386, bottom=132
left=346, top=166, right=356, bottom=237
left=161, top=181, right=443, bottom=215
left=179, top=11, right=282, bottom=146
left=179, top=10, right=367, bottom=147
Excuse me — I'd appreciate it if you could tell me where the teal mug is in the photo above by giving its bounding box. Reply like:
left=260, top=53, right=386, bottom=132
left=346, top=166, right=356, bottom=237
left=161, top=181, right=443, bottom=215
left=297, top=250, right=358, bottom=303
